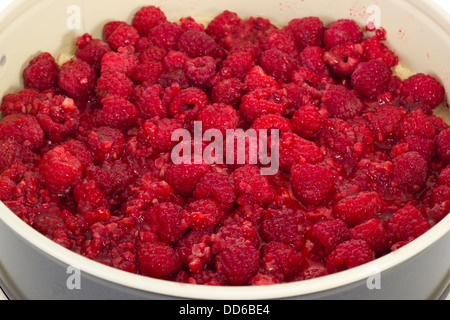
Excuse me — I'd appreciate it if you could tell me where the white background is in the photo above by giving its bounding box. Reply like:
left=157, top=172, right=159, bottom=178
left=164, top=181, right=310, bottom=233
left=0, top=0, right=449, bottom=300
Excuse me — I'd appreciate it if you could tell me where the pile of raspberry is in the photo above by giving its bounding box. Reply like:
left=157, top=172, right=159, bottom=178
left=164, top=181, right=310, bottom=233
left=0, top=6, right=448, bottom=286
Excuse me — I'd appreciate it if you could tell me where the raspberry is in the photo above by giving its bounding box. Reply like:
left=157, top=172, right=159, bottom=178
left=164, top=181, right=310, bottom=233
left=290, top=163, right=334, bottom=206
left=230, top=164, right=274, bottom=206
left=164, top=161, right=210, bottom=197
left=215, top=240, right=260, bottom=285
left=391, top=151, right=428, bottom=192
left=260, top=29, right=298, bottom=56
left=148, top=21, right=183, bottom=50
left=138, top=46, right=166, bottom=63
left=396, top=109, right=436, bottom=139
left=131, top=60, right=164, bottom=84
left=333, top=191, right=384, bottom=227
left=244, top=66, right=279, bottom=92
left=0, top=176, right=15, bottom=201
left=103, top=21, right=128, bottom=42
left=386, top=205, right=431, bottom=244
left=321, top=85, right=365, bottom=120
left=158, top=70, right=190, bottom=89
left=291, top=104, right=327, bottom=139
left=365, top=105, right=406, bottom=142
left=137, top=241, right=181, bottom=278
left=75, top=33, right=112, bottom=71
left=213, top=220, right=260, bottom=252
left=132, top=6, right=167, bottom=37
left=351, top=59, right=392, bottom=98
left=73, top=179, right=108, bottom=220
left=0, top=139, right=34, bottom=173
left=259, top=48, right=299, bottom=83
left=137, top=117, right=184, bottom=154
left=58, top=58, right=97, bottom=101
left=183, top=198, right=225, bottom=230
left=205, top=10, right=242, bottom=41
left=193, top=171, right=236, bottom=205
left=279, top=132, right=324, bottom=171
left=163, top=50, right=189, bottom=72
left=85, top=160, right=135, bottom=197
left=175, top=230, right=211, bottom=273
left=211, top=78, right=246, bottom=107
left=398, top=135, right=435, bottom=162
left=297, top=46, right=330, bottom=76
left=361, top=30, right=398, bottom=68
left=197, top=103, right=239, bottom=134
left=286, top=17, right=324, bottom=50
left=100, top=94, right=140, bottom=130
left=323, top=42, right=364, bottom=77
left=179, top=17, right=205, bottom=33
left=177, top=30, right=219, bottom=58
left=131, top=84, right=169, bottom=119
left=399, top=73, right=445, bottom=109
left=0, top=88, right=39, bottom=116
left=86, top=126, right=125, bottom=164
left=323, top=19, right=363, bottom=49
left=349, top=218, right=389, bottom=255
left=239, top=87, right=289, bottom=123
left=295, top=268, right=329, bottom=281
left=219, top=52, right=255, bottom=80
left=39, top=146, right=84, bottom=195
left=308, top=219, right=349, bottom=254
left=0, top=114, right=45, bottom=151
left=95, top=71, right=134, bottom=100
left=106, top=24, right=140, bottom=51
left=438, top=165, right=450, bottom=185
left=145, top=202, right=187, bottom=244
left=23, top=52, right=59, bottom=91
left=184, top=56, right=218, bottom=89
left=325, top=239, right=374, bottom=273
left=100, top=47, right=139, bottom=77
left=261, top=241, right=306, bottom=280
left=251, top=114, right=292, bottom=134
left=168, top=87, right=209, bottom=126
left=260, top=207, right=306, bottom=250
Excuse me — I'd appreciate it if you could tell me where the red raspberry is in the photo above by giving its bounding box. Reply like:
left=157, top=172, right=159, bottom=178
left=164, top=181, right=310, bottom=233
left=391, top=151, right=427, bottom=192
left=219, top=52, right=255, bottom=80
left=197, top=103, right=239, bottom=134
left=286, top=17, right=324, bottom=50
left=438, top=165, right=450, bottom=185
left=158, top=70, right=190, bottom=90
left=164, top=162, right=210, bottom=197
left=75, top=33, right=112, bottom=71
left=85, top=160, right=135, bottom=197
left=138, top=46, right=166, bottom=63
left=325, top=239, right=374, bottom=273
left=39, top=146, right=84, bottom=195
left=179, top=17, right=205, bottom=32
left=148, top=21, right=182, bottom=50
left=260, top=29, right=298, bottom=56
left=211, top=78, right=246, bottom=107
left=351, top=59, right=392, bottom=98
left=295, top=268, right=329, bottom=281
left=100, top=94, right=140, bottom=130
left=213, top=220, right=260, bottom=252
left=399, top=73, right=445, bottom=109
left=260, top=207, right=306, bottom=250
left=131, top=84, right=169, bottom=119
left=215, top=240, right=260, bottom=285
left=193, top=171, right=236, bottom=205
left=323, top=42, right=363, bottom=77
left=289, top=162, right=334, bottom=206
left=251, top=113, right=292, bottom=134
left=163, top=50, right=189, bottom=72
left=58, top=58, right=96, bottom=101
left=175, top=230, right=212, bottom=274
left=177, top=30, right=219, bottom=58
left=230, top=164, right=274, bottom=206
left=73, top=179, right=108, bottom=220
left=23, top=52, right=59, bottom=91
left=183, top=198, right=225, bottom=230
left=323, top=19, right=363, bottom=49
left=0, top=88, right=39, bottom=117
left=96, top=71, right=134, bottom=100
left=386, top=205, right=431, bottom=244
left=184, top=56, right=218, bottom=89
left=291, top=104, right=327, bottom=139
left=106, top=24, right=140, bottom=51
left=397, top=135, right=435, bottom=162
left=261, top=241, right=306, bottom=280
left=321, top=85, right=365, bottom=120
left=361, top=30, right=398, bottom=68
left=259, top=48, right=299, bottom=83
left=0, top=176, right=15, bottom=201
left=145, top=202, right=187, bottom=244
left=132, top=6, right=167, bottom=37
left=100, top=47, right=139, bottom=77
left=137, top=241, right=181, bottom=278
left=205, top=10, right=242, bottom=41
left=365, top=105, right=406, bottom=142
left=0, top=114, right=45, bottom=151
left=396, top=109, right=436, bottom=140
left=103, top=21, right=128, bottom=42
left=349, top=218, right=389, bottom=255
left=86, top=126, right=125, bottom=164
left=279, top=132, right=324, bottom=171
left=298, top=46, right=330, bottom=76
left=137, top=117, right=184, bottom=154
left=240, top=87, right=289, bottom=123
left=168, top=87, right=209, bottom=126
left=307, top=219, right=349, bottom=255
left=0, top=139, right=34, bottom=173
left=131, top=60, right=164, bottom=84
left=244, top=66, right=279, bottom=92
left=333, top=191, right=384, bottom=227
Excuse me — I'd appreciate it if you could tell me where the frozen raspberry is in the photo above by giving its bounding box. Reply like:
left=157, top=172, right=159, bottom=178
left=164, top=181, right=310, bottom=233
left=86, top=126, right=125, bottom=164
left=131, top=84, right=169, bottom=119
left=23, top=52, right=59, bottom=91
left=261, top=241, right=306, bottom=280
left=391, top=151, right=427, bottom=192
left=75, top=33, right=112, bottom=71
left=215, top=240, right=260, bottom=285
left=230, top=164, right=274, bottom=206
left=206, top=10, right=242, bottom=41
left=96, top=71, right=134, bottom=100
left=399, top=73, right=445, bottom=110
left=297, top=46, right=330, bottom=76
left=386, top=205, right=431, bottom=244
left=323, top=42, right=364, bottom=77
left=365, top=105, right=406, bottom=142
left=333, top=191, right=384, bottom=227
left=164, top=161, right=210, bottom=197
left=0, top=114, right=45, bottom=151
left=279, top=132, right=324, bottom=171
left=100, top=47, right=139, bottom=77
left=132, top=6, right=167, bottom=36
left=220, top=52, right=255, bottom=80
left=137, top=241, right=181, bottom=278
left=163, top=50, right=189, bottom=71
left=137, top=117, right=184, bottom=154
left=183, top=198, right=225, bottom=230
left=396, top=109, right=436, bottom=140
left=323, top=19, right=363, bottom=49
left=39, top=146, right=84, bottom=195
left=145, top=202, right=187, bottom=244
left=239, top=88, right=289, bottom=123
left=0, top=139, right=34, bottom=173
left=100, top=94, right=140, bottom=130
left=244, top=66, right=279, bottom=92
left=197, top=103, right=239, bottom=134
left=351, top=59, right=392, bottom=98
left=211, top=78, right=246, bottom=107
left=58, top=58, right=96, bottom=101
left=184, top=56, right=217, bottom=89
left=291, top=104, right=327, bottom=139
left=259, top=48, right=299, bottom=83
left=106, top=24, right=140, bottom=50
left=148, top=21, right=182, bottom=50
left=321, top=85, right=365, bottom=120
left=177, top=30, right=219, bottom=58
left=308, top=219, right=349, bottom=256
left=286, top=17, right=324, bottom=50
left=325, top=239, right=374, bottom=273
left=349, top=218, right=389, bottom=255
left=0, top=88, right=39, bottom=116
left=260, top=207, right=306, bottom=250
left=290, top=163, right=334, bottom=206
left=131, top=60, right=164, bottom=84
